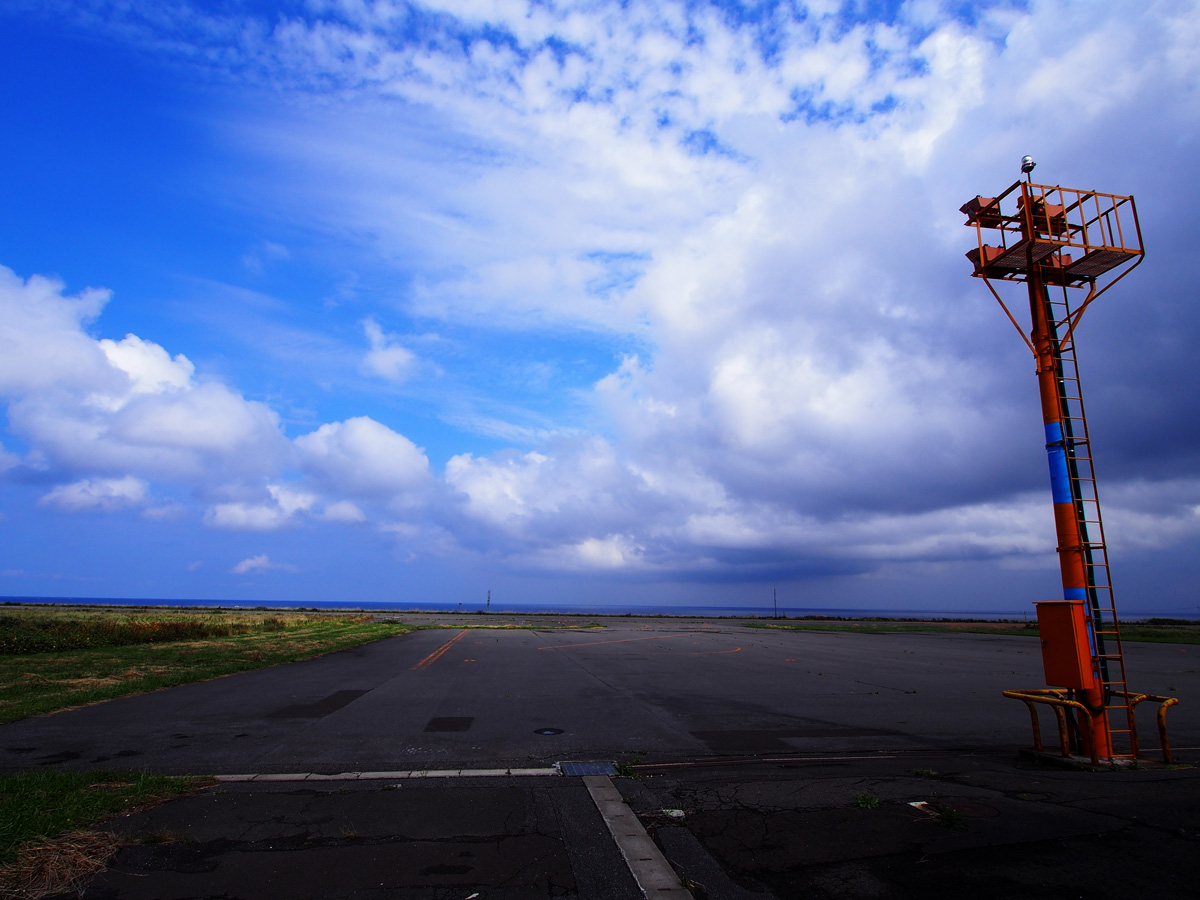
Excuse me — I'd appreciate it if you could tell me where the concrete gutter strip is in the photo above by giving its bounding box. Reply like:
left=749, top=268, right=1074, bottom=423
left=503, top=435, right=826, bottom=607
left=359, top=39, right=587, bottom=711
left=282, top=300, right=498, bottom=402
left=583, top=774, right=693, bottom=899
left=214, top=767, right=559, bottom=782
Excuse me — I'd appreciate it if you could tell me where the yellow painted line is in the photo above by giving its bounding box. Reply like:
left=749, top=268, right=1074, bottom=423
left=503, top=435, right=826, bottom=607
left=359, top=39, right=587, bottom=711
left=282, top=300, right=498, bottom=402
left=411, top=630, right=469, bottom=670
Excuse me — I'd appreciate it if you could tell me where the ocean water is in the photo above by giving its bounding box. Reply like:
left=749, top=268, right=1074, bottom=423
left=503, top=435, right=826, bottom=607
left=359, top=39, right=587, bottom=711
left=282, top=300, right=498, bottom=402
left=3, top=596, right=1196, bottom=621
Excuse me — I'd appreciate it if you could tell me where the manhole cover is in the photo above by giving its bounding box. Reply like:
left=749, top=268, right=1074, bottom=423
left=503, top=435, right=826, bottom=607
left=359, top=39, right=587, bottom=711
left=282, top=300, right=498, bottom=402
left=534, top=728, right=564, bottom=736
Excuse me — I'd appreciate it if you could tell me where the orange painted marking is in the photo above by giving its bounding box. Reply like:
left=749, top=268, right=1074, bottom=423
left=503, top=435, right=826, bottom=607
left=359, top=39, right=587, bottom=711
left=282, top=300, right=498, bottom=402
left=411, top=630, right=469, bottom=670
left=660, top=647, right=742, bottom=656
left=538, top=633, right=713, bottom=651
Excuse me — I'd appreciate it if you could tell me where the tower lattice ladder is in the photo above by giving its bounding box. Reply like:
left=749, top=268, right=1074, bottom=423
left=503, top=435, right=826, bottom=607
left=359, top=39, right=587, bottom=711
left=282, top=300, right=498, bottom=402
left=1046, top=287, right=1136, bottom=757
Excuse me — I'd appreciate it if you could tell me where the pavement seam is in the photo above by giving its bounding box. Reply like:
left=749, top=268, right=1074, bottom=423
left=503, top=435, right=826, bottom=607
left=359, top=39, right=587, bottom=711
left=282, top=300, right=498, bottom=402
left=583, top=774, right=694, bottom=899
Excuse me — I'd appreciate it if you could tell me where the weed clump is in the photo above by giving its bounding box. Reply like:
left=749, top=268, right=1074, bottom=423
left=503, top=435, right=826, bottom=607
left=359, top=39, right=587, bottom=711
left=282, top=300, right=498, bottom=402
left=937, top=805, right=966, bottom=829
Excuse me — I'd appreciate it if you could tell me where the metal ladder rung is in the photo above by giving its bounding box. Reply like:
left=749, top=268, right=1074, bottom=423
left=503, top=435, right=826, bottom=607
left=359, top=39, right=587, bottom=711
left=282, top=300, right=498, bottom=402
left=1040, top=292, right=1138, bottom=760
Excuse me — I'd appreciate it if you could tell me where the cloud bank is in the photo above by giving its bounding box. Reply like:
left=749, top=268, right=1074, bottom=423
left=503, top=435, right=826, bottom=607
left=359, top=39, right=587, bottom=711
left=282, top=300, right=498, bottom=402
left=2, top=1, right=1199, bottom=607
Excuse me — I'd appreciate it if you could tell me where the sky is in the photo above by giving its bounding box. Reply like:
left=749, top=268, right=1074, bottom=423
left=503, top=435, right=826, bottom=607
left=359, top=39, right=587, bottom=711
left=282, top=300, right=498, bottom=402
left=1, top=0, right=1198, bottom=614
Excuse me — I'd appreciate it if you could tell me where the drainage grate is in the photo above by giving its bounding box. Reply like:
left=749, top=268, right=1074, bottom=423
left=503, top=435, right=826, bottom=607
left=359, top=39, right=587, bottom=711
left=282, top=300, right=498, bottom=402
left=424, top=717, right=474, bottom=733
left=559, top=761, right=617, bottom=776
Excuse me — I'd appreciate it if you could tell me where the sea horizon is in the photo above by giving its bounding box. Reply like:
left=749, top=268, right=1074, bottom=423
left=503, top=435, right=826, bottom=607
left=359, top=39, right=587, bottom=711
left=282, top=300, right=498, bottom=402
left=3, top=596, right=1197, bottom=622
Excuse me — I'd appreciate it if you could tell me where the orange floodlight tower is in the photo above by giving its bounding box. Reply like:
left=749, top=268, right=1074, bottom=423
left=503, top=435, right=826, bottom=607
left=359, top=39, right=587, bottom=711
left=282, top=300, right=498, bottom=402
left=962, top=158, right=1156, bottom=762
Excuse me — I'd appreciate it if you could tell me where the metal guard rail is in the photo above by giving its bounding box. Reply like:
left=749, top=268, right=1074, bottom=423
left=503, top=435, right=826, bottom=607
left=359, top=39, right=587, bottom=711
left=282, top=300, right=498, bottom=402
left=1003, top=688, right=1179, bottom=765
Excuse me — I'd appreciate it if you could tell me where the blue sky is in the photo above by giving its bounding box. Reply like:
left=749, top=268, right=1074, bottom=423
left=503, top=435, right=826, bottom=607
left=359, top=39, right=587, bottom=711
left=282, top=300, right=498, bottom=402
left=2, top=0, right=1199, bottom=613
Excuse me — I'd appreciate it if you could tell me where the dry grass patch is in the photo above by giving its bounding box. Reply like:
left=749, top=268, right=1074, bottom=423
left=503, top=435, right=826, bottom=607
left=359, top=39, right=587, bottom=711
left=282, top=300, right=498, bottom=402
left=0, top=769, right=211, bottom=899
left=0, top=831, right=120, bottom=900
left=55, top=677, right=124, bottom=690
left=277, top=640, right=324, bottom=653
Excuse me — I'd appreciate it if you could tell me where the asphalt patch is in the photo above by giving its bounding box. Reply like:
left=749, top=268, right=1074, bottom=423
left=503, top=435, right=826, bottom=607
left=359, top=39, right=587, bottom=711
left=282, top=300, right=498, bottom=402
left=267, top=689, right=370, bottom=719
left=423, top=716, right=474, bottom=732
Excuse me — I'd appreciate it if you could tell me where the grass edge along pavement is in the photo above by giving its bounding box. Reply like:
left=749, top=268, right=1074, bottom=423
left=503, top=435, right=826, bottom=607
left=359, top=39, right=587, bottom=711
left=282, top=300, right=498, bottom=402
left=0, top=769, right=213, bottom=899
left=744, top=617, right=1200, bottom=644
left=0, top=611, right=412, bottom=725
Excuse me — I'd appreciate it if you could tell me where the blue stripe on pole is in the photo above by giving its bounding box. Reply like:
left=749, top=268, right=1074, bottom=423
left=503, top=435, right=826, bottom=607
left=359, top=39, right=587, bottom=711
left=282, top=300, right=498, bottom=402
left=1047, top=449, right=1072, bottom=504
left=1064, top=587, right=1087, bottom=600
left=1045, top=423, right=1072, bottom=505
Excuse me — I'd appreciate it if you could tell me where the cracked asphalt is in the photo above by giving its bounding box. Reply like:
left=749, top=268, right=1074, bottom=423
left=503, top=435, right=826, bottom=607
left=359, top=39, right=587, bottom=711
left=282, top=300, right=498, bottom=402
left=69, top=750, right=1200, bottom=900
left=3, top=617, right=1197, bottom=898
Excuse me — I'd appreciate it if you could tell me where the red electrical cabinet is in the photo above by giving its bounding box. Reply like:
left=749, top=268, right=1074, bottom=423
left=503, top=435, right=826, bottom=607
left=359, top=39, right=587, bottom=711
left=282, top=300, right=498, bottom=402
left=1035, top=600, right=1098, bottom=691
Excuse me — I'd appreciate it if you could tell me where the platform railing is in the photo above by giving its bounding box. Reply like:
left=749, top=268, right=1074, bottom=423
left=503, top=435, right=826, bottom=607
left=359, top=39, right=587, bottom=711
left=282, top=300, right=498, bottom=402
left=1003, top=688, right=1179, bottom=765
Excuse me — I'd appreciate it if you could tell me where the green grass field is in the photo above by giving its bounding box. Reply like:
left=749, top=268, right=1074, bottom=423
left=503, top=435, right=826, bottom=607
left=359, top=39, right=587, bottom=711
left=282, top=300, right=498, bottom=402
left=0, top=606, right=411, bottom=725
left=0, top=606, right=412, bottom=894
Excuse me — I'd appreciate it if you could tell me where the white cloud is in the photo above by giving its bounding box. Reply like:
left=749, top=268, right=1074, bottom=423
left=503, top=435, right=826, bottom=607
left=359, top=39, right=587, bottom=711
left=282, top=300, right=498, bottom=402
left=38, top=476, right=148, bottom=513
left=362, top=318, right=417, bottom=382
left=570, top=534, right=644, bottom=570
left=295, top=416, right=430, bottom=498
left=204, top=483, right=316, bottom=531
left=206, top=502, right=289, bottom=531
left=241, top=240, right=290, bottom=272
left=111, top=383, right=282, bottom=454
left=0, top=267, right=290, bottom=485
left=99, top=334, right=194, bottom=396
left=231, top=553, right=298, bottom=574
left=323, top=500, right=366, bottom=522
left=142, top=500, right=186, bottom=521
left=0, top=441, right=16, bottom=473
left=0, top=267, right=118, bottom=395
left=445, top=437, right=640, bottom=537
left=1100, top=479, right=1200, bottom=552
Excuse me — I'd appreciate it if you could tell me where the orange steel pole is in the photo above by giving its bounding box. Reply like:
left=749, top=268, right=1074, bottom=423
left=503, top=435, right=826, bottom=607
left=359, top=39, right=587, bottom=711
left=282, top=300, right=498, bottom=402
left=1025, top=242, right=1111, bottom=758
left=968, top=166, right=1151, bottom=762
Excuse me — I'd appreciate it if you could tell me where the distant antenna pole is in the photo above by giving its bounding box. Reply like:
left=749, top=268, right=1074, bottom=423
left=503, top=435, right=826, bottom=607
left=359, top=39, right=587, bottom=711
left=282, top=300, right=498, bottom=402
left=487, top=590, right=491, bottom=612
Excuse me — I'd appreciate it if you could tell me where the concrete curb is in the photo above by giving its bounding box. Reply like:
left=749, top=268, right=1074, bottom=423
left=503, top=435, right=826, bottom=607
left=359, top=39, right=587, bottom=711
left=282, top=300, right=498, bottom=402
left=584, top=774, right=693, bottom=899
